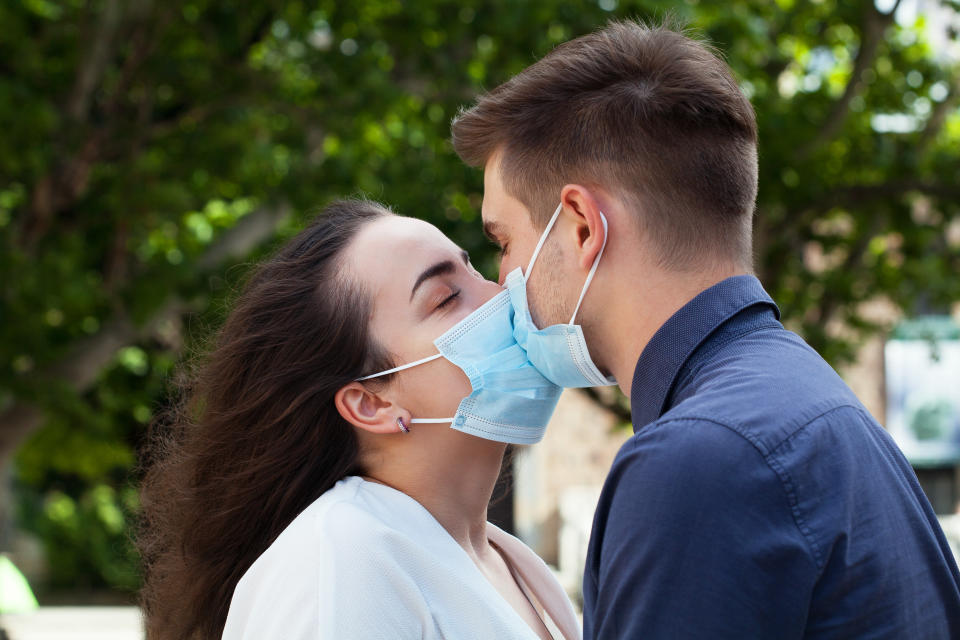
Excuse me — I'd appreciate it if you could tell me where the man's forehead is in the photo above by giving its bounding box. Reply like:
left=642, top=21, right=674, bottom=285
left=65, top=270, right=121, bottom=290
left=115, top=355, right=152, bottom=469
left=482, top=147, right=504, bottom=181
left=480, top=156, right=515, bottom=232
left=481, top=151, right=509, bottom=204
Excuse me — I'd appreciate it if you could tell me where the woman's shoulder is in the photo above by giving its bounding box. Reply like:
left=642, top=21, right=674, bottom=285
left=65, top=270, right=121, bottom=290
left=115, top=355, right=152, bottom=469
left=261, top=475, right=433, bottom=561
left=238, top=475, right=459, bottom=585
left=223, top=476, right=438, bottom=638
left=301, top=475, right=392, bottom=535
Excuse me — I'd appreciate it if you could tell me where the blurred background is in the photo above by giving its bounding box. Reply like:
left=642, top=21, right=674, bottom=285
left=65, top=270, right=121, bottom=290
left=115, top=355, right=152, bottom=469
left=1, top=0, right=959, bottom=636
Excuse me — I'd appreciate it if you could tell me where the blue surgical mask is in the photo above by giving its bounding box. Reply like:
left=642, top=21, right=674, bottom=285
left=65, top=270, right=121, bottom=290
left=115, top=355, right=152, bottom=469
left=357, top=289, right=562, bottom=445
left=505, top=203, right=617, bottom=388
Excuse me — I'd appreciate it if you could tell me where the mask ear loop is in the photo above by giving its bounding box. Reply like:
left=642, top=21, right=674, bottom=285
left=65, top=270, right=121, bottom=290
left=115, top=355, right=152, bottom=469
left=356, top=353, right=444, bottom=381
left=355, top=354, right=455, bottom=425
left=524, top=203, right=564, bottom=277
left=569, top=210, right=608, bottom=325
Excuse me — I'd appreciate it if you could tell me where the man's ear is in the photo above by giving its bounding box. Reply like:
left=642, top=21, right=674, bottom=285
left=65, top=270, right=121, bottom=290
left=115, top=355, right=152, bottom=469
left=335, top=382, right=406, bottom=435
left=560, top=184, right=607, bottom=272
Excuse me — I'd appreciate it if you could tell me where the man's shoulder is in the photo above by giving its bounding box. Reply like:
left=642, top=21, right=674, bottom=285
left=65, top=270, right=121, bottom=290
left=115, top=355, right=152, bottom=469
left=612, top=413, right=782, bottom=504
left=593, top=412, right=819, bottom=580
left=615, top=388, right=884, bottom=530
left=617, top=399, right=917, bottom=566
left=661, top=325, right=869, bottom=455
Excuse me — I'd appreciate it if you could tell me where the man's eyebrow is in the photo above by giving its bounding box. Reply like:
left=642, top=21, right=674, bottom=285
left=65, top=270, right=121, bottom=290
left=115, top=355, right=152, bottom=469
left=410, top=260, right=456, bottom=302
left=483, top=220, right=504, bottom=243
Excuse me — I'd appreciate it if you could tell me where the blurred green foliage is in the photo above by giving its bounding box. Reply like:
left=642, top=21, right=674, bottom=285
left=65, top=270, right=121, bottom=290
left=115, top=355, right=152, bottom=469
left=1, top=0, right=958, bottom=594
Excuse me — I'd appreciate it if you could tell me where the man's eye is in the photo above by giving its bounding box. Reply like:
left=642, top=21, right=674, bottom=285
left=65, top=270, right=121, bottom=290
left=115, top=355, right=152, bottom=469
left=437, top=290, right=460, bottom=309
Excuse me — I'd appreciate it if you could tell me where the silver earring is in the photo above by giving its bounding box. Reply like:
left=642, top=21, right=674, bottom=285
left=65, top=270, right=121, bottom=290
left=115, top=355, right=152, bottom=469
left=396, top=417, right=410, bottom=433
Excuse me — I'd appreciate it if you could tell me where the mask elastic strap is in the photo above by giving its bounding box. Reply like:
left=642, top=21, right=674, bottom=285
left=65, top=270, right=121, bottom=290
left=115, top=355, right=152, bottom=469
left=569, top=210, right=608, bottom=325
left=355, top=353, right=444, bottom=381
left=356, top=355, right=455, bottom=423
left=524, top=203, right=564, bottom=276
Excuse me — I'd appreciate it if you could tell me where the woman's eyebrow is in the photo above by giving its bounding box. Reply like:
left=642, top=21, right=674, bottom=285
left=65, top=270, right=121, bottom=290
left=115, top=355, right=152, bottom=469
left=410, top=260, right=456, bottom=301
left=409, top=251, right=471, bottom=302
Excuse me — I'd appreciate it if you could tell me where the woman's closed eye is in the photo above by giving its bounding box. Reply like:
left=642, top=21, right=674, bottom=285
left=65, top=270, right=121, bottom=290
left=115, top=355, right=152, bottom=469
left=436, top=289, right=461, bottom=310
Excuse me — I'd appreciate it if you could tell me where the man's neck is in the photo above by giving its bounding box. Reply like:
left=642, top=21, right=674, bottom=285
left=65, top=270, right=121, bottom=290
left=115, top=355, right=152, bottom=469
left=593, top=263, right=749, bottom=398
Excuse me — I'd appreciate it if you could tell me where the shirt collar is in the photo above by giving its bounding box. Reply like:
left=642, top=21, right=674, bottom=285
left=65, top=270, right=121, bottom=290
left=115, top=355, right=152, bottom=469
left=630, top=275, right=780, bottom=430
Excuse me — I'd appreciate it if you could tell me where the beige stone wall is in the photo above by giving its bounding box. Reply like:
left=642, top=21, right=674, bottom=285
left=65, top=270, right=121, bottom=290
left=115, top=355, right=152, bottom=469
left=513, top=389, right=631, bottom=575
left=837, top=303, right=960, bottom=428
left=839, top=332, right=890, bottom=423
left=833, top=298, right=902, bottom=423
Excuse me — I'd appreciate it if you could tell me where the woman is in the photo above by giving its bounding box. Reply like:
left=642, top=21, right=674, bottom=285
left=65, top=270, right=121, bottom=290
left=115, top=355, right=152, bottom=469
left=138, top=199, right=580, bottom=639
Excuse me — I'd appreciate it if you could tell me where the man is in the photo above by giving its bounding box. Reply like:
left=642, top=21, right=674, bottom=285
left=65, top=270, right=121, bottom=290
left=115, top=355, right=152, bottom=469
left=452, top=19, right=960, bottom=639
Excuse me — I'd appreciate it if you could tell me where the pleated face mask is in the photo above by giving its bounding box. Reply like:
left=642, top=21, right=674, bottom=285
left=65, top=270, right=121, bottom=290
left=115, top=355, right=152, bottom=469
left=504, top=203, right=617, bottom=388
left=357, top=289, right=563, bottom=445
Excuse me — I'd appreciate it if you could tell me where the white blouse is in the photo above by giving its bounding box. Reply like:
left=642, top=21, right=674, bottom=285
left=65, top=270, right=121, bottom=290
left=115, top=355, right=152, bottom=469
left=222, top=476, right=581, bottom=640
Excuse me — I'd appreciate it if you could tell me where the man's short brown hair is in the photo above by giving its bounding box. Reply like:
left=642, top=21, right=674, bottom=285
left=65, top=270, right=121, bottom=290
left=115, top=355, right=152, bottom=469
left=451, top=19, right=758, bottom=270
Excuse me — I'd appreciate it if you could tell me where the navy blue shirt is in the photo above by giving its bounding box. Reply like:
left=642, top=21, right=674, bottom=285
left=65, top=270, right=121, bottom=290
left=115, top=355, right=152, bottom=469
left=582, top=275, right=960, bottom=639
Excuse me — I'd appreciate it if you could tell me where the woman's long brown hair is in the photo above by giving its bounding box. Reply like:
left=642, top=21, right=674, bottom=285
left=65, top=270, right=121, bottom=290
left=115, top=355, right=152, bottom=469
left=138, top=199, right=395, bottom=639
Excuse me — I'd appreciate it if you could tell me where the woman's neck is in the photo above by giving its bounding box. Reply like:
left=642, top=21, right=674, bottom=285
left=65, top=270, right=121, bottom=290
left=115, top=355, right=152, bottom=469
left=362, top=433, right=506, bottom=554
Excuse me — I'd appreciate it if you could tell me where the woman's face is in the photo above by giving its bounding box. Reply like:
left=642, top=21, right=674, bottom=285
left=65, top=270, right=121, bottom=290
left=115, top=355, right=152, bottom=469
left=344, top=215, right=503, bottom=424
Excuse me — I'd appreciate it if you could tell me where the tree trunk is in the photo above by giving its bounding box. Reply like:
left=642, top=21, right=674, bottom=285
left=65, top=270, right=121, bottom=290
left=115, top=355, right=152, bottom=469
left=0, top=204, right=289, bottom=550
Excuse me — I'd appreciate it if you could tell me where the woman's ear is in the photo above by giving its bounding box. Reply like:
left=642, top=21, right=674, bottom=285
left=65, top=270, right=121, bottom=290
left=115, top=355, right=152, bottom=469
left=335, top=382, right=406, bottom=435
left=560, top=184, right=607, bottom=272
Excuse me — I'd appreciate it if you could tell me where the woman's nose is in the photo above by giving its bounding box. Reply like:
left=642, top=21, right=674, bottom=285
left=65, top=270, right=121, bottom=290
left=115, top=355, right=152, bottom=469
left=475, top=277, right=505, bottom=304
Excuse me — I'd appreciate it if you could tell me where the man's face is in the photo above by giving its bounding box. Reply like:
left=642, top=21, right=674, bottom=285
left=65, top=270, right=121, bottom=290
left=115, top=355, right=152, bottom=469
left=481, top=152, right=572, bottom=328
left=481, top=154, right=541, bottom=285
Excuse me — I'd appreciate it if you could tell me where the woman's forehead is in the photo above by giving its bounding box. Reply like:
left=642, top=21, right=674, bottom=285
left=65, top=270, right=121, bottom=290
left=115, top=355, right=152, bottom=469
left=344, top=215, right=459, bottom=290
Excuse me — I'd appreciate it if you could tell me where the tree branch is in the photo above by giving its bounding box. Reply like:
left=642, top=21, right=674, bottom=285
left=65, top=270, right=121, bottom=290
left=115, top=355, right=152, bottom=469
left=782, top=180, right=960, bottom=226
left=798, top=1, right=896, bottom=158
left=21, top=2, right=276, bottom=251
left=0, top=204, right=290, bottom=456
left=66, top=0, right=123, bottom=122
left=23, top=130, right=108, bottom=247
left=918, top=74, right=960, bottom=152
left=763, top=5, right=819, bottom=80
left=820, top=181, right=960, bottom=208
left=758, top=174, right=956, bottom=288
left=812, top=213, right=887, bottom=327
